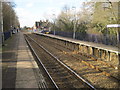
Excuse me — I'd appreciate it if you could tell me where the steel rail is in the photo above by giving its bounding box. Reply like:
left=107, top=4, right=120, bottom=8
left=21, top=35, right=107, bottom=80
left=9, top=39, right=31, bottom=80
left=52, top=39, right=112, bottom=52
left=25, top=35, right=59, bottom=89
left=39, top=34, right=116, bottom=69
left=38, top=35, right=120, bottom=81
left=26, top=34, right=96, bottom=90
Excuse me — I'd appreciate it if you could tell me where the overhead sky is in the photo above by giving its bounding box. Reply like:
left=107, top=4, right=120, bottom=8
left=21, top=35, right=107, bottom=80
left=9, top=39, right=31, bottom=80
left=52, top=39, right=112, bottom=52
left=13, top=0, right=119, bottom=27
left=14, top=0, right=87, bottom=27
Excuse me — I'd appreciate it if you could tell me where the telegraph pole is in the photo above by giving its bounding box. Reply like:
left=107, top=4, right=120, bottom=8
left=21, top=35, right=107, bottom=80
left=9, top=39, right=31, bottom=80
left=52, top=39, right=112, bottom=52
left=0, top=1, right=4, bottom=45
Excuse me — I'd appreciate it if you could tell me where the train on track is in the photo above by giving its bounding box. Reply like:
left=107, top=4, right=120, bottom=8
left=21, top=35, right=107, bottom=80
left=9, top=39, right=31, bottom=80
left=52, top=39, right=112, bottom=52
left=40, top=30, right=50, bottom=34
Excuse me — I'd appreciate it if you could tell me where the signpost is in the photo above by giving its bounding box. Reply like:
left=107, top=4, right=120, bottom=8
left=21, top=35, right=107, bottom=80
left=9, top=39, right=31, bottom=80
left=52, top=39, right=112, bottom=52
left=107, top=24, right=120, bottom=47
left=107, top=24, right=120, bottom=71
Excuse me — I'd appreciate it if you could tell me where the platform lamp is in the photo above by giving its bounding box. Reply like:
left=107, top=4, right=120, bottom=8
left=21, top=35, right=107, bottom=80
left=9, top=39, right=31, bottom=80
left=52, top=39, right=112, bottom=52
left=72, top=6, right=77, bottom=39
left=52, top=14, right=56, bottom=35
left=102, top=2, right=110, bottom=10
left=0, top=1, right=4, bottom=45
left=102, top=1, right=119, bottom=46
left=103, top=1, right=120, bottom=71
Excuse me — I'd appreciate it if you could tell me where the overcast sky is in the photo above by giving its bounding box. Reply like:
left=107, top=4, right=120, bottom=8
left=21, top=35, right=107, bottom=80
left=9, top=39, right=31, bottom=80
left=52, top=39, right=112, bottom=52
left=14, top=0, right=87, bottom=27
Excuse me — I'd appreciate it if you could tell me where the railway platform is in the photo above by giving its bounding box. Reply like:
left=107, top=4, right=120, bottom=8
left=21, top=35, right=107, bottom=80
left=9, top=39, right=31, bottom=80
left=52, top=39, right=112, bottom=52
left=35, top=33, right=120, bottom=69
left=2, top=31, right=47, bottom=89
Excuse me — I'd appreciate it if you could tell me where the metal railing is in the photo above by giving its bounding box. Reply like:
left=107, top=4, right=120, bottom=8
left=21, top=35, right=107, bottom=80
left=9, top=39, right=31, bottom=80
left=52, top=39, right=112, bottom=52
left=50, top=31, right=117, bottom=47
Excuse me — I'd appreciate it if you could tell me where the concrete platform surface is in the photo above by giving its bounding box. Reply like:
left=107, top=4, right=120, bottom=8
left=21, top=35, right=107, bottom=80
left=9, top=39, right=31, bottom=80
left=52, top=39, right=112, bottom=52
left=39, top=33, right=119, bottom=53
left=2, top=32, right=47, bottom=89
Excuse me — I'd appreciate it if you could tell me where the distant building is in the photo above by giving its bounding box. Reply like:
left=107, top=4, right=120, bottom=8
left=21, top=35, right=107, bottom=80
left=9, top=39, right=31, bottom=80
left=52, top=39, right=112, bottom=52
left=34, top=20, right=50, bottom=31
left=92, top=1, right=119, bottom=24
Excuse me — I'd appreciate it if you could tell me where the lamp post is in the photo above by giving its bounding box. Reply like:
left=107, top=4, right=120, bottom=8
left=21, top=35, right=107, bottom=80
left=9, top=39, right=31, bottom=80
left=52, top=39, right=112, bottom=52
left=52, top=14, right=56, bottom=35
left=103, top=1, right=120, bottom=70
left=72, top=6, right=76, bottom=39
left=102, top=1, right=119, bottom=44
left=0, top=1, right=4, bottom=45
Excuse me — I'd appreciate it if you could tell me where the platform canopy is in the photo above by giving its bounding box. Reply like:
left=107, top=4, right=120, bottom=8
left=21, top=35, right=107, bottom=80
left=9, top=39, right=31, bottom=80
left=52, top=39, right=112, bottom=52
left=107, top=24, right=120, bottom=28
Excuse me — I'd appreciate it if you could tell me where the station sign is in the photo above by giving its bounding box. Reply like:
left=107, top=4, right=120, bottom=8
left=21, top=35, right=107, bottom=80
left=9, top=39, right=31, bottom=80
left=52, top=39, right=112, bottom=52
left=107, top=24, right=120, bottom=28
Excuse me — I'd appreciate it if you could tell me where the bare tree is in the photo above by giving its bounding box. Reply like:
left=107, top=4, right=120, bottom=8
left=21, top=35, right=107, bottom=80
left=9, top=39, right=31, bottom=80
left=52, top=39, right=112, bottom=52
left=2, top=1, right=19, bottom=32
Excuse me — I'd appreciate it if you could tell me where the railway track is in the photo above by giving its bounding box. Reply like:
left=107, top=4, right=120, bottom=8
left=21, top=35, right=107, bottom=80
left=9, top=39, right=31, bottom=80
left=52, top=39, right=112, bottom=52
left=24, top=34, right=96, bottom=89
left=33, top=34, right=119, bottom=80
left=27, top=33, right=119, bottom=89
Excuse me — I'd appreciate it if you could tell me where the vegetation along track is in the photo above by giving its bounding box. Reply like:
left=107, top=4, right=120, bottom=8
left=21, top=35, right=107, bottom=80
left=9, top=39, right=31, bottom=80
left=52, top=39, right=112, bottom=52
left=24, top=34, right=96, bottom=89
left=27, top=33, right=119, bottom=89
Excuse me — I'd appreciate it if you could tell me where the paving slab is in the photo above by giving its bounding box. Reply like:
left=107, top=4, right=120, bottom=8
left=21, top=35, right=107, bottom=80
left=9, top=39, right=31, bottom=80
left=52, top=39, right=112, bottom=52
left=2, top=33, right=19, bottom=88
left=2, top=32, right=47, bottom=89
left=15, top=32, right=39, bottom=89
